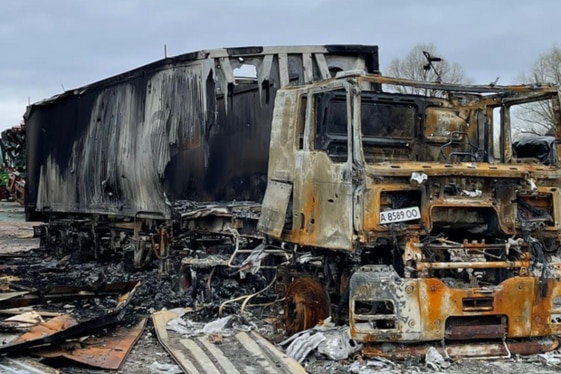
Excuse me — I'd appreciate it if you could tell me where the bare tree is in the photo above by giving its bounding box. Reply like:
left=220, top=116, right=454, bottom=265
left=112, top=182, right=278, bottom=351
left=516, top=45, right=561, bottom=136
left=385, top=43, right=472, bottom=96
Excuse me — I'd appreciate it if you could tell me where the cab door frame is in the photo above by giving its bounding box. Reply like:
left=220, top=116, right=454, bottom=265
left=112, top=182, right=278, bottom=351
left=290, top=80, right=361, bottom=251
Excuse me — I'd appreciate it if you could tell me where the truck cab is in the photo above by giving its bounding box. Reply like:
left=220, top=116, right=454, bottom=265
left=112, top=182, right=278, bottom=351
left=259, top=71, right=561, bottom=353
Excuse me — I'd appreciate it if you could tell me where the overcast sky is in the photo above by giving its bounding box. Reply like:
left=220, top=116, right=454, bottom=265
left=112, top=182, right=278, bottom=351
left=1, top=0, right=559, bottom=129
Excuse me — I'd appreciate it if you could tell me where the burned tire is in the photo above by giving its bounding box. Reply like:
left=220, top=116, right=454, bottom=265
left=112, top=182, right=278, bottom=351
left=284, top=277, right=330, bottom=334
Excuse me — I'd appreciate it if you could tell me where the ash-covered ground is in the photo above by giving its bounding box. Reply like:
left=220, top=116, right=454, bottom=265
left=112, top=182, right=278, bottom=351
left=1, top=202, right=561, bottom=373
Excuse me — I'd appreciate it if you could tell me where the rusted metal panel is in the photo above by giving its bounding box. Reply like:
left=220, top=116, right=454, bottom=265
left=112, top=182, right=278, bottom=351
left=350, top=265, right=561, bottom=343
left=363, top=184, right=427, bottom=232
left=14, top=314, right=78, bottom=343
left=445, top=324, right=505, bottom=340
left=425, top=107, right=470, bottom=143
left=0, top=281, right=140, bottom=355
left=349, top=266, right=423, bottom=343
left=269, top=81, right=356, bottom=250
left=34, top=318, right=146, bottom=370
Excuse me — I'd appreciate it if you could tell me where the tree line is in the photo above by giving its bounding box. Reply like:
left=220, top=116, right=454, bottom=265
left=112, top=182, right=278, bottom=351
left=386, top=43, right=560, bottom=137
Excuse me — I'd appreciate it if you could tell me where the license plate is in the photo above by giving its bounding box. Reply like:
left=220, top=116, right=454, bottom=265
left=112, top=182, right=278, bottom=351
left=380, top=206, right=420, bottom=224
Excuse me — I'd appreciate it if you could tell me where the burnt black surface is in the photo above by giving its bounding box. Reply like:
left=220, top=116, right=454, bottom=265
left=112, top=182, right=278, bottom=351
left=24, top=45, right=380, bottom=221
left=3, top=244, right=270, bottom=321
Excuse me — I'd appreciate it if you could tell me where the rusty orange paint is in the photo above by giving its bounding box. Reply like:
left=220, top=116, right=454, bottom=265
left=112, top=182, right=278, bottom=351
left=15, top=314, right=77, bottom=344
left=424, top=108, right=469, bottom=143
left=416, top=277, right=561, bottom=340
left=285, top=184, right=319, bottom=247
left=350, top=272, right=561, bottom=344
left=34, top=318, right=147, bottom=370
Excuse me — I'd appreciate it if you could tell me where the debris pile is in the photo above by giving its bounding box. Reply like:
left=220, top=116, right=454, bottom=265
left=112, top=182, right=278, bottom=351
left=0, top=277, right=142, bottom=370
left=1, top=228, right=561, bottom=372
left=0, top=248, right=156, bottom=371
left=0, top=125, right=25, bottom=171
left=278, top=319, right=407, bottom=374
left=0, top=241, right=295, bottom=372
left=280, top=317, right=362, bottom=363
left=539, top=350, right=561, bottom=366
left=0, top=125, right=26, bottom=204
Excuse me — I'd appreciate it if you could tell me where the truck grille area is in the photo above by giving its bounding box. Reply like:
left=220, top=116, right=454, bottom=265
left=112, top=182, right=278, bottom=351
left=445, top=316, right=507, bottom=340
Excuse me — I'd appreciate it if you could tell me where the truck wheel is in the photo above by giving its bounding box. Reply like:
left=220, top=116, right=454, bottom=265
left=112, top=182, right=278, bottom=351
left=284, top=277, right=330, bottom=334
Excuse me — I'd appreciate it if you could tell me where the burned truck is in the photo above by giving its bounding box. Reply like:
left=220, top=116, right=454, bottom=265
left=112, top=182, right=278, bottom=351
left=260, top=73, right=561, bottom=356
left=25, top=45, right=561, bottom=356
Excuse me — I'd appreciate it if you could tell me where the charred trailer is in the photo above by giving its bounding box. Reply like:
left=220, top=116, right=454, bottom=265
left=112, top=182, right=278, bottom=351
left=24, top=45, right=379, bottom=270
left=258, top=73, right=561, bottom=357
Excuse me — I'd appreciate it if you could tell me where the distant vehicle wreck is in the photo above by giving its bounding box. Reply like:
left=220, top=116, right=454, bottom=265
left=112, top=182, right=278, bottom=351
left=0, top=125, right=25, bottom=205
left=22, top=44, right=561, bottom=359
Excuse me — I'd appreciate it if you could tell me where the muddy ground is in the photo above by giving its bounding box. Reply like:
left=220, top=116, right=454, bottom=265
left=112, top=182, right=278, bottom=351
left=0, top=201, right=560, bottom=373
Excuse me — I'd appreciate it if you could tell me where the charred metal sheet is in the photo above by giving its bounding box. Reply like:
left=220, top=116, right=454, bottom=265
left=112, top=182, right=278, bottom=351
left=0, top=281, right=139, bottom=355
left=152, top=309, right=306, bottom=374
left=257, top=180, right=292, bottom=237
left=0, top=309, right=62, bottom=318
left=174, top=201, right=261, bottom=220
left=0, top=357, right=59, bottom=374
left=34, top=318, right=146, bottom=370
left=279, top=321, right=362, bottom=362
left=0, top=281, right=140, bottom=309
left=0, top=292, right=29, bottom=302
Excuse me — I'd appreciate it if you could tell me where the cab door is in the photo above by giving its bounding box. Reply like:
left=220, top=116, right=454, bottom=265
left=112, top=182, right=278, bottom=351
left=291, top=83, right=357, bottom=251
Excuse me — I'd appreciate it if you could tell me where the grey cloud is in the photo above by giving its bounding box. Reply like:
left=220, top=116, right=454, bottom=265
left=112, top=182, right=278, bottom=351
left=1, top=0, right=560, bottom=127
